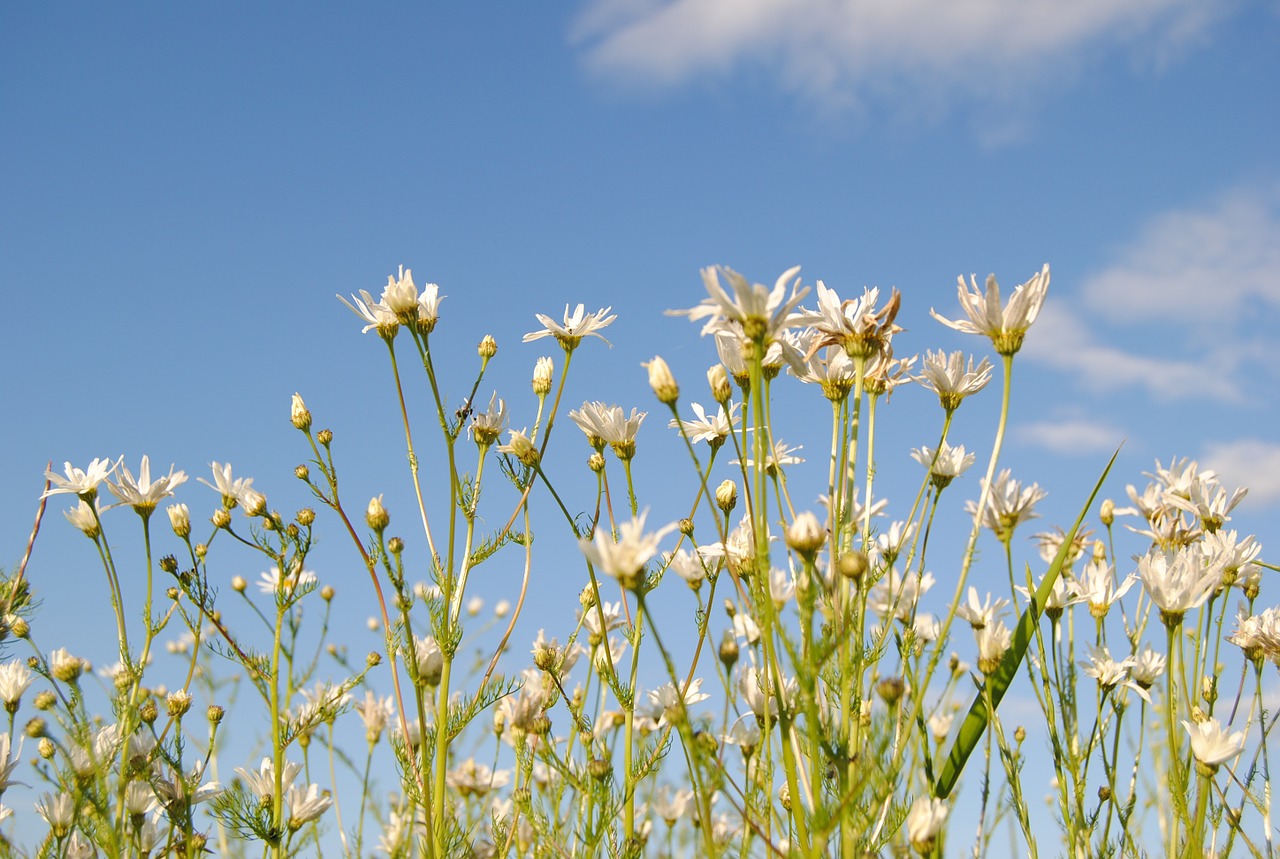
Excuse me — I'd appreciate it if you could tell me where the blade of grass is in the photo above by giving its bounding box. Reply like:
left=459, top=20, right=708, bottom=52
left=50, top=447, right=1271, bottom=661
left=934, top=446, right=1121, bottom=799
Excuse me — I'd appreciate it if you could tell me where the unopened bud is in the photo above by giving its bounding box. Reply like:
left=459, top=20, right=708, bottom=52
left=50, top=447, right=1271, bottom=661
left=241, top=490, right=267, bottom=518
left=212, top=509, right=232, bottom=529
left=1100, top=499, right=1115, bottom=527
left=291, top=393, right=312, bottom=431
left=588, top=452, right=605, bottom=473
left=166, top=689, right=192, bottom=717
left=678, top=518, right=695, bottom=537
left=168, top=503, right=191, bottom=539
left=140, top=699, right=158, bottom=725
left=366, top=495, right=390, bottom=531
left=715, top=480, right=737, bottom=514
left=208, top=705, right=225, bottom=724
left=644, top=356, right=679, bottom=405
left=786, top=512, right=825, bottom=559
left=321, top=585, right=335, bottom=601
left=297, top=507, right=316, bottom=526
left=587, top=758, right=611, bottom=781
left=231, top=575, right=247, bottom=593
left=478, top=335, right=498, bottom=359
left=26, top=717, right=47, bottom=737
left=38, top=737, right=55, bottom=759
left=317, top=428, right=333, bottom=446
left=532, top=356, right=554, bottom=396
left=160, top=556, right=179, bottom=575
left=719, top=630, right=739, bottom=671
left=838, top=551, right=869, bottom=583
left=707, top=364, right=732, bottom=404
left=295, top=464, right=310, bottom=481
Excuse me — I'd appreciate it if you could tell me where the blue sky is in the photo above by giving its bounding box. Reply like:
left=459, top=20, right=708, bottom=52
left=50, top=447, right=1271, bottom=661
left=2, top=0, right=1279, bottom=847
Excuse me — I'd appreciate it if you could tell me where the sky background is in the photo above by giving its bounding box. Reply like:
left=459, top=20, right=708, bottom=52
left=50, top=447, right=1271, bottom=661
left=3, top=0, right=1279, bottom=851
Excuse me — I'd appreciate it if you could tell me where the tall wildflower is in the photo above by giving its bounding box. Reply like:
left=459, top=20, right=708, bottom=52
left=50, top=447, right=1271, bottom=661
left=930, top=264, right=1050, bottom=356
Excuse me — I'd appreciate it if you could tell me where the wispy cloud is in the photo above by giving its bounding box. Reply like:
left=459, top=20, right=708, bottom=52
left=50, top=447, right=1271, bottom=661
left=1201, top=439, right=1280, bottom=505
left=1016, top=417, right=1126, bottom=456
left=572, top=0, right=1223, bottom=111
left=1023, top=183, right=1280, bottom=404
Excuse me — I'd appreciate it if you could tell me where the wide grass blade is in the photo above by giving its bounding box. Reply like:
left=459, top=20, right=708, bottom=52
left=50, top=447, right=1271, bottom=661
left=933, top=446, right=1121, bottom=799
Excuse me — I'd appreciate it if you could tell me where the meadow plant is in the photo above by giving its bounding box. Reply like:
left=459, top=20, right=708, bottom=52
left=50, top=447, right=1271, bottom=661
left=2, top=262, right=1276, bottom=858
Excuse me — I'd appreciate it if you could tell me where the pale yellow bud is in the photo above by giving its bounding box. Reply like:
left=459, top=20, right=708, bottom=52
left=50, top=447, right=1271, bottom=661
left=707, top=364, right=732, bottom=404
left=167, top=503, right=191, bottom=539
left=644, top=356, right=679, bottom=405
left=291, top=392, right=312, bottom=431
left=715, top=480, right=737, bottom=514
left=532, top=357, right=554, bottom=396
left=366, top=495, right=390, bottom=531
left=478, top=335, right=497, bottom=359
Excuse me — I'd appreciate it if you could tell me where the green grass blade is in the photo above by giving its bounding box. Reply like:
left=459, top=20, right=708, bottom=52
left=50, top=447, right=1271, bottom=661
left=933, top=446, right=1121, bottom=799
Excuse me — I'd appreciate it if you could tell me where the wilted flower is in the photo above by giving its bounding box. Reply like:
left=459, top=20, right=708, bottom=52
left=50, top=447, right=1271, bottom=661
left=804, top=282, right=903, bottom=359
left=930, top=264, right=1050, bottom=356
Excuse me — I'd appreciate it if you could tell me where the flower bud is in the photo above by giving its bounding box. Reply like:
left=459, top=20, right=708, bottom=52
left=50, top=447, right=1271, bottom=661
left=678, top=518, right=695, bottom=538
left=387, top=536, right=404, bottom=554
left=588, top=452, right=605, bottom=473
left=8, top=615, right=29, bottom=639
left=317, top=428, right=334, bottom=446
left=1100, top=498, right=1115, bottom=527
left=644, top=356, right=679, bottom=405
left=208, top=705, right=225, bottom=724
left=291, top=393, right=312, bottom=431
left=366, top=495, right=390, bottom=532
left=160, top=555, right=178, bottom=575
left=297, top=507, right=316, bottom=526
left=168, top=503, right=191, bottom=539
left=838, top=551, right=869, bottom=583
left=26, top=717, right=47, bottom=737
left=241, top=490, right=267, bottom=518
left=212, top=509, right=232, bottom=530
left=321, top=585, right=335, bottom=602
left=231, top=575, right=247, bottom=593
left=167, top=689, right=192, bottom=717
left=38, top=736, right=55, bottom=759
left=708, top=364, right=732, bottom=404
left=295, top=464, right=310, bottom=481
left=478, top=335, right=498, bottom=359
left=718, top=629, right=739, bottom=671
left=715, top=480, right=737, bottom=514
left=34, top=691, right=55, bottom=711
left=786, top=512, right=825, bottom=559
left=532, top=356, right=554, bottom=396
left=140, top=699, right=158, bottom=725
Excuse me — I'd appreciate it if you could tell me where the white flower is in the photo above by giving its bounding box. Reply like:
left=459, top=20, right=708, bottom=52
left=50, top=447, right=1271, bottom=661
left=930, top=264, right=1050, bottom=355
left=445, top=758, right=511, bottom=798
left=258, top=563, right=317, bottom=596
left=411, top=636, right=444, bottom=686
left=43, top=457, right=117, bottom=500
left=645, top=678, right=711, bottom=727
left=579, top=511, right=677, bottom=590
left=911, top=442, right=975, bottom=487
left=651, top=786, right=695, bottom=825
left=0, top=735, right=20, bottom=792
left=35, top=792, right=76, bottom=836
left=580, top=600, right=626, bottom=638
left=469, top=394, right=508, bottom=446
left=1138, top=546, right=1219, bottom=620
left=109, top=455, right=187, bottom=514
left=355, top=691, right=394, bottom=743
left=975, top=621, right=1013, bottom=674
left=198, top=461, right=255, bottom=509
left=1129, top=644, right=1166, bottom=689
left=63, top=498, right=103, bottom=537
left=380, top=265, right=419, bottom=317
left=287, top=782, right=334, bottom=826
left=1183, top=717, right=1246, bottom=769
left=967, top=469, right=1047, bottom=543
left=523, top=304, right=616, bottom=350
left=905, top=796, right=949, bottom=847
left=1080, top=644, right=1149, bottom=702
left=731, top=435, right=803, bottom=475
left=915, top=350, right=994, bottom=412
left=337, top=288, right=398, bottom=337
left=236, top=757, right=302, bottom=802
left=955, top=587, right=1009, bottom=630
left=1074, top=559, right=1136, bottom=618
left=671, top=265, right=809, bottom=345
left=665, top=549, right=707, bottom=589
left=0, top=660, right=33, bottom=707
left=497, top=428, right=538, bottom=465
left=669, top=402, right=738, bottom=447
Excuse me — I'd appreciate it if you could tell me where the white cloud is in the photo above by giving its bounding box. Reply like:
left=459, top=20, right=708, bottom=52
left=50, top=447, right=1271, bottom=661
left=1016, top=417, right=1125, bottom=456
left=572, top=0, right=1223, bottom=109
left=1021, top=304, right=1243, bottom=402
left=1023, top=183, right=1280, bottom=404
left=1080, top=184, right=1280, bottom=325
left=1200, top=439, right=1280, bottom=505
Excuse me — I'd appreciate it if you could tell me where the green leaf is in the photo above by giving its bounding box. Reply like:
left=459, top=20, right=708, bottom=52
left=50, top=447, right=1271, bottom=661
left=933, top=446, right=1120, bottom=799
